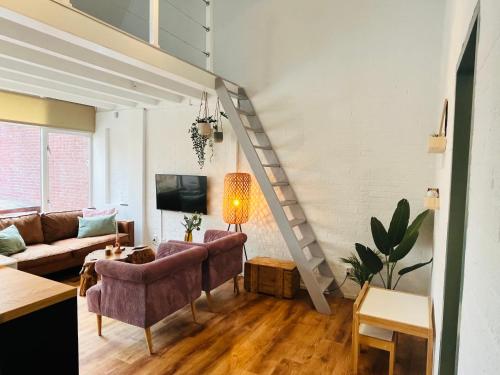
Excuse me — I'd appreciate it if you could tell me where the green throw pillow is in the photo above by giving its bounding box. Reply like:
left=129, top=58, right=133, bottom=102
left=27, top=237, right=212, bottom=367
left=0, top=225, right=27, bottom=256
left=77, top=214, right=117, bottom=238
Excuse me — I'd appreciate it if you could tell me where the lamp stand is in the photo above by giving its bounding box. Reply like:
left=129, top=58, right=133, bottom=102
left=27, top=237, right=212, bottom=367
left=227, top=223, right=248, bottom=260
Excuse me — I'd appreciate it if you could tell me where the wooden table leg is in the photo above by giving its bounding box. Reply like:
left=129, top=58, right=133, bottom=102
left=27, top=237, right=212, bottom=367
left=79, top=262, right=97, bottom=297
left=352, top=313, right=360, bottom=374
left=426, top=334, right=434, bottom=375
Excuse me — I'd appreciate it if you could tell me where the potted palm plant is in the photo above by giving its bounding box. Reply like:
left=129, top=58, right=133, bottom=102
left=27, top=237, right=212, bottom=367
left=341, top=198, right=432, bottom=289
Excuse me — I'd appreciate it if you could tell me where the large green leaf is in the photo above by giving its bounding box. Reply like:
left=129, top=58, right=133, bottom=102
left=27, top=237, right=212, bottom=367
left=371, top=217, right=391, bottom=255
left=389, top=230, right=419, bottom=262
left=406, top=209, right=430, bottom=238
left=355, top=243, right=383, bottom=274
left=398, top=258, right=433, bottom=276
left=388, top=208, right=429, bottom=262
left=387, top=199, right=410, bottom=247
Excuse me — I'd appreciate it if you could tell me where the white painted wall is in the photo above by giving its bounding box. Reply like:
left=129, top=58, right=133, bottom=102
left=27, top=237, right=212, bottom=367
left=93, top=109, right=146, bottom=243
left=144, top=103, right=237, bottom=244
left=213, top=0, right=444, bottom=297
left=430, top=0, right=500, bottom=373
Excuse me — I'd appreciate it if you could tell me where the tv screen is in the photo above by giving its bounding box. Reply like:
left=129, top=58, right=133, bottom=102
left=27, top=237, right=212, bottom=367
left=155, top=174, right=207, bottom=214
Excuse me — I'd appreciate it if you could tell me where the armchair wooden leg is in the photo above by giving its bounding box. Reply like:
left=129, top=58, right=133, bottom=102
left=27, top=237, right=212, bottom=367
left=97, top=315, right=102, bottom=336
left=233, top=276, right=240, bottom=295
left=205, top=290, right=213, bottom=312
left=190, top=301, right=198, bottom=323
left=144, top=327, right=153, bottom=355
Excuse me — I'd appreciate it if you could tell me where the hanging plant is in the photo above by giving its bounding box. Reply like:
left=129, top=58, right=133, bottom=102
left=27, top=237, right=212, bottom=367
left=189, top=92, right=216, bottom=168
left=213, top=99, right=228, bottom=143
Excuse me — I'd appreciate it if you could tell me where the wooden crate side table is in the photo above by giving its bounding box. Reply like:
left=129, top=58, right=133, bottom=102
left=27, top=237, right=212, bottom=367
left=244, top=257, right=300, bottom=299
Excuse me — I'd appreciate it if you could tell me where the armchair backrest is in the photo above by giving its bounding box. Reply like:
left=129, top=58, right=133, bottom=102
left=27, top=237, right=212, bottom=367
left=201, top=230, right=247, bottom=291
left=95, top=245, right=207, bottom=328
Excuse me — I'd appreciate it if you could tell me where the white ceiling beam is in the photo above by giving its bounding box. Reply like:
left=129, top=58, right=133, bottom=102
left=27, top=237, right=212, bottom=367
left=0, top=0, right=216, bottom=90
left=0, top=39, right=184, bottom=103
left=0, top=56, right=160, bottom=106
left=149, top=0, right=159, bottom=47
left=0, top=18, right=205, bottom=99
left=0, top=79, right=116, bottom=110
left=0, top=69, right=139, bottom=107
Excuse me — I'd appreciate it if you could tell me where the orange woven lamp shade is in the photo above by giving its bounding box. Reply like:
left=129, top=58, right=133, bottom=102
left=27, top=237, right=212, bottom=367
left=223, top=173, right=251, bottom=224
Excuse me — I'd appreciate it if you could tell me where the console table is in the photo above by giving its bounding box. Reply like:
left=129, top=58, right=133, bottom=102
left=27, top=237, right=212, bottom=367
left=0, top=267, right=78, bottom=374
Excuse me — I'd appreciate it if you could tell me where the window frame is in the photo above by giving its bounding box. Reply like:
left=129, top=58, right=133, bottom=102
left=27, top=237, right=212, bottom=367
left=41, top=127, right=93, bottom=212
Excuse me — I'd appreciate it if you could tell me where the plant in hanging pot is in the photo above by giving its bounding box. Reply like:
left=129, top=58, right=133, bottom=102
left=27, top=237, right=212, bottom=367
left=181, top=213, right=202, bottom=242
left=196, top=115, right=216, bottom=137
left=213, top=100, right=228, bottom=143
left=341, top=198, right=432, bottom=290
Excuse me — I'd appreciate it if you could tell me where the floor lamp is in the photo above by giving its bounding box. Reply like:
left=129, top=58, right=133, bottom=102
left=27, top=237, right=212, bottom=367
left=223, top=172, right=251, bottom=260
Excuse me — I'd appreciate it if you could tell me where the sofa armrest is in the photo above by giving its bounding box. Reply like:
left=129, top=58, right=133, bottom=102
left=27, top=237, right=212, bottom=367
left=156, top=240, right=204, bottom=259
left=95, top=246, right=207, bottom=284
left=117, top=220, right=134, bottom=246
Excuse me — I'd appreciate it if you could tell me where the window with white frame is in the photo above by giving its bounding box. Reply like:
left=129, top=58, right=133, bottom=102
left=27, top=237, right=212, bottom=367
left=0, top=122, right=91, bottom=215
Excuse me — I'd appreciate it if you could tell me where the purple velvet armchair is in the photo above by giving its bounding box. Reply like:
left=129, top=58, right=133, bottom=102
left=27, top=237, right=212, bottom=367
left=157, top=230, right=247, bottom=310
left=86, top=245, right=207, bottom=354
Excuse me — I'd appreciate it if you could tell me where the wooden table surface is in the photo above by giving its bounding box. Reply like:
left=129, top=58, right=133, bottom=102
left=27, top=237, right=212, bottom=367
left=0, top=267, right=76, bottom=323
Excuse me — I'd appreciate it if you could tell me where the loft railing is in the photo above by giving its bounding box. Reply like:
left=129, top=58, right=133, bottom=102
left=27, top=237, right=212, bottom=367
left=66, top=0, right=212, bottom=71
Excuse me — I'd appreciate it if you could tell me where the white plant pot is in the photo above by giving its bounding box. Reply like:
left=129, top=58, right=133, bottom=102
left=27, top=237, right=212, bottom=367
left=197, top=122, right=212, bottom=137
left=427, top=135, right=447, bottom=153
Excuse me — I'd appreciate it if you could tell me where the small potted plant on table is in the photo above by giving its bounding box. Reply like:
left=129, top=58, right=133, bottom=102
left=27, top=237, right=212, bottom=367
left=181, top=213, right=202, bottom=242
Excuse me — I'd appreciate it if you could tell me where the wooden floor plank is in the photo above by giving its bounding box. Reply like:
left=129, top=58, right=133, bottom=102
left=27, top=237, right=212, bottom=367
left=61, top=276, right=426, bottom=375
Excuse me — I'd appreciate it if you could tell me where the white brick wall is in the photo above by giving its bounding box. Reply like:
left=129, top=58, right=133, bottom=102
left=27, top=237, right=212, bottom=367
left=213, top=0, right=444, bottom=297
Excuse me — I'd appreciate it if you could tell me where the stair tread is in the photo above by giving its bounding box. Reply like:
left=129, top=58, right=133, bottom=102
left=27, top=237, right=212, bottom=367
left=280, top=200, right=297, bottom=206
left=271, top=181, right=289, bottom=187
left=317, top=275, right=334, bottom=292
left=289, top=218, right=306, bottom=227
left=298, top=236, right=316, bottom=248
left=308, top=256, right=325, bottom=269
left=237, top=108, right=255, bottom=116
left=244, top=126, right=264, bottom=133
left=262, top=163, right=280, bottom=168
left=254, top=145, right=273, bottom=150
left=229, top=91, right=247, bottom=99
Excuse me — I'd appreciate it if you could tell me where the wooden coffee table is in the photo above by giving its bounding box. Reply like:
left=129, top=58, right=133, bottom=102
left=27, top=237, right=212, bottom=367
left=79, top=246, right=155, bottom=296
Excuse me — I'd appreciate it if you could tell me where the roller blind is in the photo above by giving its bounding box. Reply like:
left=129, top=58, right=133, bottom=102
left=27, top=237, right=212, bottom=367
left=0, top=91, right=95, bottom=132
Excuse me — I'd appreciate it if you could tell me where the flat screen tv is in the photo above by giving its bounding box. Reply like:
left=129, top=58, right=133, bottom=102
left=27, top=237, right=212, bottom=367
left=155, top=174, right=207, bottom=214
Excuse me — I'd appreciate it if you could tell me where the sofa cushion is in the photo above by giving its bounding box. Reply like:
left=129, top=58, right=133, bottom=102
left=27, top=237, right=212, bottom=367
left=0, top=213, right=44, bottom=245
left=0, top=225, right=26, bottom=256
left=41, top=210, right=82, bottom=243
left=77, top=214, right=116, bottom=238
left=51, top=233, right=128, bottom=251
left=11, top=243, right=70, bottom=262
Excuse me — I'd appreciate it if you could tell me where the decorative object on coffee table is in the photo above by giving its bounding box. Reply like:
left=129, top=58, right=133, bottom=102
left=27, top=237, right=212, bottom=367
left=181, top=213, right=202, bottom=242
left=113, top=221, right=122, bottom=253
left=223, top=172, right=251, bottom=260
left=79, top=246, right=155, bottom=296
left=244, top=257, right=300, bottom=299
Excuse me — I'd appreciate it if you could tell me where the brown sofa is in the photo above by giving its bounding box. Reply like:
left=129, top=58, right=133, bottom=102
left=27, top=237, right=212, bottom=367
left=0, top=210, right=134, bottom=275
